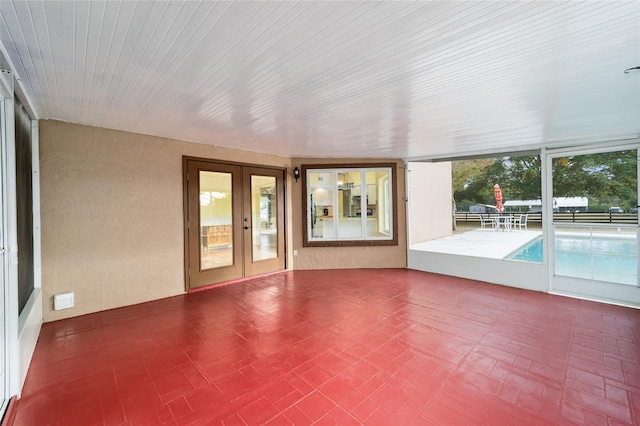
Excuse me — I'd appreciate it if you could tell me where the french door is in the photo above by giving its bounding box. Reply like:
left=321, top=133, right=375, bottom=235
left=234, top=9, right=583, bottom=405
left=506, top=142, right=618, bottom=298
left=185, top=160, right=285, bottom=290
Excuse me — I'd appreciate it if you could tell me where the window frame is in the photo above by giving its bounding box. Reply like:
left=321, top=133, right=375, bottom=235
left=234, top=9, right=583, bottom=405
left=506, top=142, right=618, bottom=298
left=302, top=163, right=399, bottom=247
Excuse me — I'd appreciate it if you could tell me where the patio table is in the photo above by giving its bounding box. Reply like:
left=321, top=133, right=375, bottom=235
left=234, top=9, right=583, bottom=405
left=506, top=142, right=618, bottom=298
left=494, top=215, right=512, bottom=231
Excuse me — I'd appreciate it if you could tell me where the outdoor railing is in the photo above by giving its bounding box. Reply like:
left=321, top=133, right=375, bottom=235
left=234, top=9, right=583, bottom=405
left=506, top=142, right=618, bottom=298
left=454, top=212, right=638, bottom=224
left=454, top=212, right=541, bottom=223
left=553, top=212, right=638, bottom=224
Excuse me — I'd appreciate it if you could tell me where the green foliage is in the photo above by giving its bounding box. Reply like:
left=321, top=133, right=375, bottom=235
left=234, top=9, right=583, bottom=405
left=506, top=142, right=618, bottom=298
left=456, top=199, right=474, bottom=212
left=451, top=159, right=495, bottom=193
left=453, top=160, right=496, bottom=204
left=552, top=150, right=637, bottom=210
left=453, top=150, right=637, bottom=211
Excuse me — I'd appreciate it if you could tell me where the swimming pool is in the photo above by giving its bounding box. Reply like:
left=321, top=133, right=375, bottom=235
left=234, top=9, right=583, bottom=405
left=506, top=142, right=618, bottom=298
left=508, top=235, right=638, bottom=285
left=509, top=238, right=543, bottom=263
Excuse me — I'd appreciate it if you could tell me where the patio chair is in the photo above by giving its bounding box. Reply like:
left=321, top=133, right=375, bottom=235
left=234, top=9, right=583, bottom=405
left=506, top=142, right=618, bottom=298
left=479, top=214, right=496, bottom=230
left=512, top=214, right=528, bottom=230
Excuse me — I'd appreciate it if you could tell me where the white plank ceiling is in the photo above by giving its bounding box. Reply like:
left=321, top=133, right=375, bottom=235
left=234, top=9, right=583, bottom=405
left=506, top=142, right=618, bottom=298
left=1, top=0, right=638, bottom=159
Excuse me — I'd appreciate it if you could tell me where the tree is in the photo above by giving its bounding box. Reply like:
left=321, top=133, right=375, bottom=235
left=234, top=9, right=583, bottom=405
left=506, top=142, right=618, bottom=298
left=452, top=159, right=495, bottom=193
left=552, top=150, right=637, bottom=210
left=452, top=150, right=637, bottom=212
left=452, top=159, right=495, bottom=205
left=496, top=155, right=541, bottom=201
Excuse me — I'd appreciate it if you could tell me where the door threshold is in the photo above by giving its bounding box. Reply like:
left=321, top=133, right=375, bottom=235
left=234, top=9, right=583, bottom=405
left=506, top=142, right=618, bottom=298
left=188, top=269, right=288, bottom=294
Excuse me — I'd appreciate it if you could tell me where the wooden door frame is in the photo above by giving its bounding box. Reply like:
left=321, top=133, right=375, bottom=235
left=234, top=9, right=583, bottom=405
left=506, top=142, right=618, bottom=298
left=182, top=156, right=288, bottom=291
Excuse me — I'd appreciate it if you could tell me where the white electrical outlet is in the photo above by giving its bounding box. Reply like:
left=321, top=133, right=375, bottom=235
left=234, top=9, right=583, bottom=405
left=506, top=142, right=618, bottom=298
left=293, top=250, right=298, bottom=256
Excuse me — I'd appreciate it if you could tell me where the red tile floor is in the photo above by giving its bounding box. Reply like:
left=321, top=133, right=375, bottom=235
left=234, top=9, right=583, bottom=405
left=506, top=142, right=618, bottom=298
left=7, top=269, right=640, bottom=425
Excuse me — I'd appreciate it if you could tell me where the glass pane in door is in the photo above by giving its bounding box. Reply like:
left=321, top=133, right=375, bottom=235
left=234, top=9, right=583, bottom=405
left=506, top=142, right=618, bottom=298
left=200, top=171, right=233, bottom=269
left=251, top=175, right=277, bottom=261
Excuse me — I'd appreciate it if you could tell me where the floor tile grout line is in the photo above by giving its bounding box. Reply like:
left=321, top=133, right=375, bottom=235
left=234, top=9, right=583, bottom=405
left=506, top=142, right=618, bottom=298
left=14, top=270, right=640, bottom=425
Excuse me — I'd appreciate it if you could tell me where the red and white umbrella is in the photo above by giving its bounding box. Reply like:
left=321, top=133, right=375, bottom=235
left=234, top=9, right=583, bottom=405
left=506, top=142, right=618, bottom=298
left=493, top=184, right=504, bottom=213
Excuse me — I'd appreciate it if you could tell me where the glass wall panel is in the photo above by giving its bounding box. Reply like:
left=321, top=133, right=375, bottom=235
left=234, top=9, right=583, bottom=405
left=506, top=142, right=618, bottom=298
left=551, top=149, right=638, bottom=285
left=554, top=224, right=637, bottom=285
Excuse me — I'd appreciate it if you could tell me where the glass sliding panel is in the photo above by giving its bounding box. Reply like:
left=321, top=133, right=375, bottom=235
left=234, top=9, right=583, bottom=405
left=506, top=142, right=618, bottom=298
left=309, top=171, right=335, bottom=239
left=337, top=171, right=363, bottom=239
left=554, top=224, right=637, bottom=285
left=199, top=171, right=233, bottom=270
left=552, top=149, right=638, bottom=285
left=251, top=175, right=277, bottom=261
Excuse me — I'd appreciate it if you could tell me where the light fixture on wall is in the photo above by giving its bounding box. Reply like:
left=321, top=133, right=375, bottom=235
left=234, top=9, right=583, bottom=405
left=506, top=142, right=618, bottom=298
left=293, top=167, right=300, bottom=182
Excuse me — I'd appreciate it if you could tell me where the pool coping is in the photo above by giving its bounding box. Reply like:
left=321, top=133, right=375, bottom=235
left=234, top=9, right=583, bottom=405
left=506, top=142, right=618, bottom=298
left=410, top=229, right=542, bottom=260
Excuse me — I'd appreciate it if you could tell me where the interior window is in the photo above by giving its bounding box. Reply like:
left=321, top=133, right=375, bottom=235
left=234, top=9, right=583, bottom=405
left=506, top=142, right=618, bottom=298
left=302, top=164, right=398, bottom=247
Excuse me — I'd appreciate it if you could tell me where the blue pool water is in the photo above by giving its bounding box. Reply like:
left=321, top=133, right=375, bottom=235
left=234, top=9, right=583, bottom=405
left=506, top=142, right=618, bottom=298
left=510, top=238, right=543, bottom=262
left=508, top=236, right=638, bottom=285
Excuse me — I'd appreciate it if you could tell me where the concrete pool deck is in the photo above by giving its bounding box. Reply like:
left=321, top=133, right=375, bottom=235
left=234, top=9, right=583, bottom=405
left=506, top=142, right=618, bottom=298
left=410, top=229, right=542, bottom=259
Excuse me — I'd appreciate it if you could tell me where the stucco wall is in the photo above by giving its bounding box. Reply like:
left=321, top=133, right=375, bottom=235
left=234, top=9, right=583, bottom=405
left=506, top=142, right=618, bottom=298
left=290, top=158, right=407, bottom=270
left=39, top=120, right=292, bottom=321
left=407, top=162, right=453, bottom=245
left=40, top=121, right=407, bottom=321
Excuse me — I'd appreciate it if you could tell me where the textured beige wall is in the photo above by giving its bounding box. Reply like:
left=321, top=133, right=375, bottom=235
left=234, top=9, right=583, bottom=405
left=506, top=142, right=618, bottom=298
left=40, top=121, right=407, bottom=321
left=290, top=158, right=407, bottom=270
left=407, top=162, right=453, bottom=244
left=40, top=120, right=292, bottom=321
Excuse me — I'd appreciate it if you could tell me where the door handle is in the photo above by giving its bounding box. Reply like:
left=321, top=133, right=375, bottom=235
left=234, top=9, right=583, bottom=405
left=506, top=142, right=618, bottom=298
left=244, top=225, right=250, bottom=230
